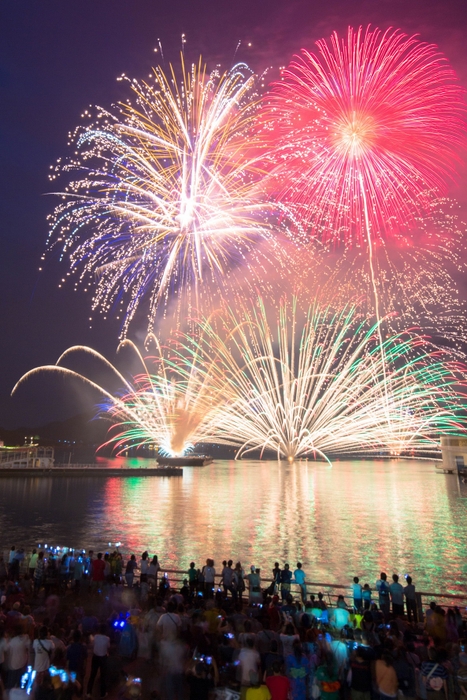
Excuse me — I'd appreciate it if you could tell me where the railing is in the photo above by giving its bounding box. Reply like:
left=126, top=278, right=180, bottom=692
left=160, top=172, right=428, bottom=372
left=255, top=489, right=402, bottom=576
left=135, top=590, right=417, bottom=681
left=3, top=551, right=466, bottom=620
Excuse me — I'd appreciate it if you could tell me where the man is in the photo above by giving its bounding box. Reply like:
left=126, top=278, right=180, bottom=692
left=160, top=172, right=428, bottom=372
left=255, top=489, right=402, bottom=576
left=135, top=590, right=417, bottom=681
left=293, top=563, right=307, bottom=603
left=272, top=563, right=281, bottom=595
left=156, top=601, right=181, bottom=641
left=266, top=660, right=290, bottom=700
left=6, top=625, right=30, bottom=690
left=389, top=574, right=404, bottom=618
left=376, top=572, right=390, bottom=620
left=404, top=576, right=418, bottom=623
left=239, top=638, right=261, bottom=700
left=32, top=626, right=54, bottom=681
left=91, top=552, right=105, bottom=592
left=222, top=560, right=237, bottom=601
left=349, top=647, right=372, bottom=700
left=279, top=564, right=292, bottom=601
left=86, top=623, right=110, bottom=699
left=421, top=648, right=449, bottom=700
left=352, top=576, right=363, bottom=611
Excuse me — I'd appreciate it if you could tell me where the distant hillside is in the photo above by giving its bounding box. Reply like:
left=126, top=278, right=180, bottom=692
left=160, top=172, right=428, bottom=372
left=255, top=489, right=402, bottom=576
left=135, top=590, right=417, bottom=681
left=0, top=411, right=110, bottom=447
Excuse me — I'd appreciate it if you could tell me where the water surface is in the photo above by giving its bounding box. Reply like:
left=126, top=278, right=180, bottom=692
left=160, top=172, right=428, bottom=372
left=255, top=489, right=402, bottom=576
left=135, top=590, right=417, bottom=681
left=0, top=458, right=465, bottom=594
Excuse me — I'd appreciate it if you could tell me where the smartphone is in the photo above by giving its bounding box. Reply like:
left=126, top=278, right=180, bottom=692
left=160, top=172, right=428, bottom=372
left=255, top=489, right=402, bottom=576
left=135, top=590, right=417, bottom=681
left=206, top=657, right=212, bottom=665
left=70, top=672, right=77, bottom=682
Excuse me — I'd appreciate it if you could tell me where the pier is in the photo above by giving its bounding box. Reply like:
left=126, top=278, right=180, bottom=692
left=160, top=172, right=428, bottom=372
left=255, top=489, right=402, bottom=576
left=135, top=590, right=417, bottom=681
left=0, top=464, right=183, bottom=477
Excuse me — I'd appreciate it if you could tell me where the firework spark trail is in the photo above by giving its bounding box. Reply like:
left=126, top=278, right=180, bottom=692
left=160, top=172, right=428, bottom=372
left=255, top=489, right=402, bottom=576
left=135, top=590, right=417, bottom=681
left=261, top=25, right=467, bottom=246
left=11, top=339, right=227, bottom=458
left=47, top=57, right=284, bottom=336
left=177, top=298, right=467, bottom=461
left=294, top=198, right=467, bottom=350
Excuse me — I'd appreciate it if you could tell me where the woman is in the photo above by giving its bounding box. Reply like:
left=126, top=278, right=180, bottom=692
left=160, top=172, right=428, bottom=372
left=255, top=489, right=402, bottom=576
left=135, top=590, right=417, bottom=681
left=280, top=622, right=300, bottom=659
left=316, top=654, right=341, bottom=700
left=125, top=555, right=138, bottom=588
left=286, top=640, right=311, bottom=700
left=375, top=652, right=399, bottom=700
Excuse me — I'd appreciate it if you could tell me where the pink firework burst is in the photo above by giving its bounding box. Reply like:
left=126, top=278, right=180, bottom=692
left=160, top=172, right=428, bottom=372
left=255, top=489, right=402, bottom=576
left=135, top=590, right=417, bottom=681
left=262, top=26, right=467, bottom=247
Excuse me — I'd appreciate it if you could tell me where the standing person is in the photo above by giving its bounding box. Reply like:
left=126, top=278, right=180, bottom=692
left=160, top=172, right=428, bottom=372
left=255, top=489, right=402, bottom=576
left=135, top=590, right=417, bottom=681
left=202, top=559, right=216, bottom=599
left=316, top=654, right=341, bottom=700
left=66, top=630, right=87, bottom=685
left=6, top=625, right=30, bottom=690
left=148, top=554, right=160, bottom=590
left=362, top=584, right=372, bottom=610
left=272, top=563, right=282, bottom=595
left=29, top=549, right=38, bottom=578
left=389, top=574, right=404, bottom=618
left=222, top=560, right=237, bottom=601
left=421, top=649, right=449, bottom=700
left=280, top=564, right=292, bottom=601
left=73, top=554, right=84, bottom=593
left=34, top=551, right=45, bottom=592
left=140, top=551, right=149, bottom=583
left=246, top=566, right=262, bottom=604
left=348, top=647, right=372, bottom=700
left=125, top=555, right=138, bottom=588
left=266, top=661, right=290, bottom=700
left=293, top=563, right=307, bottom=604
left=86, top=623, right=110, bottom=699
left=352, top=577, right=363, bottom=611
left=285, top=640, right=310, bottom=700
left=32, top=626, right=54, bottom=683
left=376, top=573, right=391, bottom=620
left=156, top=602, right=181, bottom=641
left=235, top=562, right=246, bottom=602
left=404, top=576, right=418, bottom=623
left=91, top=553, right=105, bottom=592
left=238, top=638, right=261, bottom=700
left=187, top=562, right=198, bottom=596
left=375, top=652, right=399, bottom=700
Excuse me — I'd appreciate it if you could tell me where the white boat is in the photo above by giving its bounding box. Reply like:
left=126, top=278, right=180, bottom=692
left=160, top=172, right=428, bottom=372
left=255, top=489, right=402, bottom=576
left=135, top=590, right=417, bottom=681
left=0, top=444, right=55, bottom=469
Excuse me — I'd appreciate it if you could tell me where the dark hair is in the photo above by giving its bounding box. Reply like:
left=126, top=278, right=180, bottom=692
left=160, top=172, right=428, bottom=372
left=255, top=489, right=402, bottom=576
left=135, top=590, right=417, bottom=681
left=406, top=576, right=412, bottom=584
left=392, top=574, right=399, bottom=582
left=380, top=572, right=387, bottom=580
left=270, top=640, right=278, bottom=652
left=39, top=625, right=48, bottom=639
left=246, top=638, right=254, bottom=649
left=98, top=623, right=107, bottom=635
left=73, top=630, right=82, bottom=642
left=293, top=639, right=302, bottom=660
left=272, top=661, right=282, bottom=674
left=97, top=552, right=102, bottom=559
left=142, top=551, right=148, bottom=560
left=354, top=576, right=359, bottom=583
left=285, top=623, right=294, bottom=635
left=382, top=652, right=394, bottom=666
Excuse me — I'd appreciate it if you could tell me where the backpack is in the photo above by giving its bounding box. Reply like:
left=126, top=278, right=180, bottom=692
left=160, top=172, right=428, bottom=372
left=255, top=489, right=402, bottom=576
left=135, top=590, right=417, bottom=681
left=425, top=664, right=444, bottom=692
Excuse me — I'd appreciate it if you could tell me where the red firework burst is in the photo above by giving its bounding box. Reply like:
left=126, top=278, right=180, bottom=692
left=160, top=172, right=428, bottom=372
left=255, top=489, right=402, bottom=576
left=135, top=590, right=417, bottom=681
left=262, top=26, right=467, bottom=247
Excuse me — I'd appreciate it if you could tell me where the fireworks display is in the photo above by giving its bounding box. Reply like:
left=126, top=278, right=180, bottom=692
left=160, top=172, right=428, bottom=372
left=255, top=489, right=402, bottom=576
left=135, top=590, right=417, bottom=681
left=180, top=298, right=467, bottom=461
left=15, top=27, right=467, bottom=462
left=47, top=58, right=282, bottom=336
left=261, top=25, right=466, bottom=246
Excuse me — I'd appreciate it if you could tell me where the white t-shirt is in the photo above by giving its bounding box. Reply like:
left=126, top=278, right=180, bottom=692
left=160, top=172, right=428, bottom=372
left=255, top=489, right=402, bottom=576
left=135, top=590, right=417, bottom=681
left=238, top=647, right=260, bottom=684
left=93, top=634, right=110, bottom=657
left=140, top=559, right=150, bottom=574
left=8, top=635, right=30, bottom=670
left=157, top=613, right=181, bottom=640
left=33, top=638, right=54, bottom=672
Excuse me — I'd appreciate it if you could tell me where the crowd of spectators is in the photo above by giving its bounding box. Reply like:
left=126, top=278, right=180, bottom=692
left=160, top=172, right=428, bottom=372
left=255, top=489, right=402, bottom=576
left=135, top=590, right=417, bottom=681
left=1, top=546, right=466, bottom=700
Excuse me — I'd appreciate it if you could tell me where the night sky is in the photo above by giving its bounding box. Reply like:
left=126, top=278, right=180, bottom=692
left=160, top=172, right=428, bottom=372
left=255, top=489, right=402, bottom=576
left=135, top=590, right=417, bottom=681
left=1, top=0, right=466, bottom=429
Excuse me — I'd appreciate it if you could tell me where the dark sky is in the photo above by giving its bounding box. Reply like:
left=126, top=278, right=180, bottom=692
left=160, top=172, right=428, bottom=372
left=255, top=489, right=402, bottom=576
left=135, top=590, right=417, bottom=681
left=1, top=0, right=466, bottom=429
